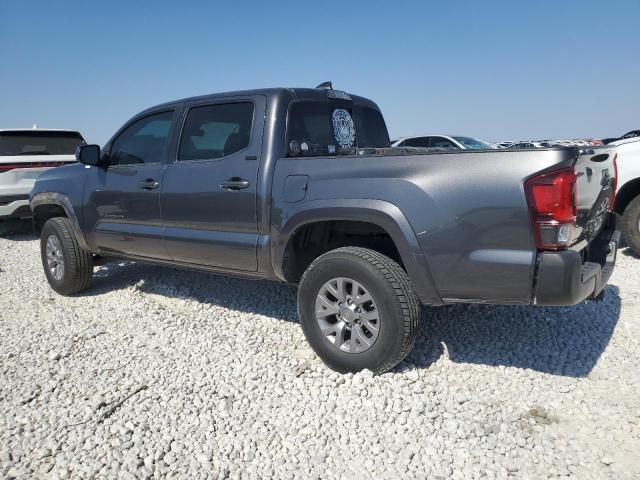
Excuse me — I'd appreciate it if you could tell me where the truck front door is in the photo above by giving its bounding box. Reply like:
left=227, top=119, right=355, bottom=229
left=83, top=110, right=176, bottom=259
left=160, top=96, right=265, bottom=271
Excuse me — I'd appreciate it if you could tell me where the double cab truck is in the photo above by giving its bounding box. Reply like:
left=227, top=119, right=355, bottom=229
left=30, top=84, right=619, bottom=374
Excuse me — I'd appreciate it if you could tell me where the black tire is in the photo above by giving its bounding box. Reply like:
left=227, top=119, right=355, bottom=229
left=622, top=196, right=640, bottom=256
left=40, top=217, right=94, bottom=295
left=297, top=247, right=421, bottom=374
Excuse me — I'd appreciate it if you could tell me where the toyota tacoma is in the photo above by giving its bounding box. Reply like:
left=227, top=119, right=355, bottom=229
left=30, top=84, right=619, bottom=374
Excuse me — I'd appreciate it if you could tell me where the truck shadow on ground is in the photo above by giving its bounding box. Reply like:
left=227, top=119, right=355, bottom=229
left=405, top=285, right=621, bottom=377
left=0, top=220, right=34, bottom=240
left=88, top=259, right=622, bottom=378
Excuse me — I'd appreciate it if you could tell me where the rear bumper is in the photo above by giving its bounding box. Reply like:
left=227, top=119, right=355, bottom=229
left=0, top=167, right=48, bottom=219
left=534, top=213, right=620, bottom=306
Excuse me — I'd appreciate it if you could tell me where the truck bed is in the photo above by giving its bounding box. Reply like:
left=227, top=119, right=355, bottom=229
left=272, top=146, right=616, bottom=305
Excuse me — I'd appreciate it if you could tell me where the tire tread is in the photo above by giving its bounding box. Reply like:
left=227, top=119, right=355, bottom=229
left=622, top=196, right=640, bottom=256
left=41, top=217, right=93, bottom=295
left=299, top=246, right=421, bottom=374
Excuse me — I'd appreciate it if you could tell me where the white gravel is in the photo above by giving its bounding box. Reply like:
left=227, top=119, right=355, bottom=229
left=1, top=231, right=640, bottom=479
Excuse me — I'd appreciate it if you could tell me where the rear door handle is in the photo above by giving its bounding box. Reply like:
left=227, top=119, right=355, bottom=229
left=138, top=179, right=160, bottom=190
left=221, top=177, right=250, bottom=190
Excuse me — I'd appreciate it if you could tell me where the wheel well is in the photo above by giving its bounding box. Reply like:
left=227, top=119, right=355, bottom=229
left=615, top=179, right=640, bottom=215
left=33, top=204, right=68, bottom=235
left=282, top=220, right=403, bottom=283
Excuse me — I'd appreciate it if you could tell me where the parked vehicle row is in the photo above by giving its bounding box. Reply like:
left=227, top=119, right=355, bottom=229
left=29, top=83, right=620, bottom=374
left=493, top=139, right=604, bottom=149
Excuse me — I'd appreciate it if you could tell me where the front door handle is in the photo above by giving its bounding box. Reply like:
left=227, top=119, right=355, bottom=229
left=138, top=179, right=160, bottom=190
left=221, top=177, right=250, bottom=190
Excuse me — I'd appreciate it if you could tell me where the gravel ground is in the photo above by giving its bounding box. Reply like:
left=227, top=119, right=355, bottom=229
left=1, top=231, right=639, bottom=480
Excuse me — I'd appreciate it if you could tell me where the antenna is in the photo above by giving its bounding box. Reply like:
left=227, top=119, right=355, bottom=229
left=316, top=81, right=333, bottom=90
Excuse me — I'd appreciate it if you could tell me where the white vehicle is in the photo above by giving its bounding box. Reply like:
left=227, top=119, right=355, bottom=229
left=391, top=135, right=492, bottom=150
left=612, top=136, right=640, bottom=256
left=495, top=141, right=515, bottom=149
left=0, top=128, right=85, bottom=225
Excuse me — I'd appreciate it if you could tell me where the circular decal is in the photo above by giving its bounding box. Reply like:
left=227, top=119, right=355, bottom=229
left=332, top=109, right=356, bottom=148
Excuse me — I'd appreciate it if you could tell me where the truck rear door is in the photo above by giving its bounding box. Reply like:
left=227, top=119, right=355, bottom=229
left=160, top=95, right=266, bottom=271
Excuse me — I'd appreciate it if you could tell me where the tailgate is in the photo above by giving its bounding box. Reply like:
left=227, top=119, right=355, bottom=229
left=572, top=147, right=617, bottom=246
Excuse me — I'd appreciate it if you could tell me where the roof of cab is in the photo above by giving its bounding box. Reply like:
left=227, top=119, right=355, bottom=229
left=139, top=87, right=379, bottom=115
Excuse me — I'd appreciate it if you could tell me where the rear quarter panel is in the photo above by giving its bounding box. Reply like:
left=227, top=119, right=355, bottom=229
left=273, top=148, right=579, bottom=304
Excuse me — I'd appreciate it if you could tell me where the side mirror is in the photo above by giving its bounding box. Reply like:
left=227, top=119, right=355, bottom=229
left=76, top=144, right=104, bottom=167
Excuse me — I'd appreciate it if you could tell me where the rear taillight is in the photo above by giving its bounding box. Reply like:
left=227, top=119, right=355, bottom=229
left=0, top=162, right=69, bottom=172
left=611, top=154, right=618, bottom=205
left=524, top=168, right=577, bottom=250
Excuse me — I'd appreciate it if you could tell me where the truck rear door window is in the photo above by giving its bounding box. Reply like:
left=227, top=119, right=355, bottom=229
left=178, top=102, right=254, bottom=161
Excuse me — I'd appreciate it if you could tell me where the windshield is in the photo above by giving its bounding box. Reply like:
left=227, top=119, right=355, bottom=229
left=286, top=101, right=390, bottom=156
left=452, top=136, right=491, bottom=149
left=0, top=131, right=86, bottom=156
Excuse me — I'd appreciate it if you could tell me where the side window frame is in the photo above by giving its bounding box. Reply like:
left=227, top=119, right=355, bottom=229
left=175, top=99, right=256, bottom=164
left=107, top=109, right=176, bottom=168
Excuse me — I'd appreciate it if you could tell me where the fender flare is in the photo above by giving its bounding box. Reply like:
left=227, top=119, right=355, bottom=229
left=30, top=192, right=90, bottom=251
left=273, top=198, right=442, bottom=305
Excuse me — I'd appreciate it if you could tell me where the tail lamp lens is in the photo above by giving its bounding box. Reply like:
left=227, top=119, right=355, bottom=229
left=524, top=168, right=577, bottom=250
left=611, top=154, right=618, bottom=205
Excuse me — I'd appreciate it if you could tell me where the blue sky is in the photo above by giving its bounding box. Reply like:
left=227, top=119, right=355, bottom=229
left=1, top=0, right=639, bottom=144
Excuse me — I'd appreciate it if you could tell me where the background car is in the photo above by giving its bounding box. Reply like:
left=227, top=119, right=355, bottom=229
left=391, top=135, right=492, bottom=150
left=0, top=128, right=85, bottom=232
left=603, top=130, right=640, bottom=145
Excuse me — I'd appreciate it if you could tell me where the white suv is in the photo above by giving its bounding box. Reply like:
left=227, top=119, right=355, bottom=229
left=612, top=137, right=640, bottom=256
left=0, top=128, right=85, bottom=224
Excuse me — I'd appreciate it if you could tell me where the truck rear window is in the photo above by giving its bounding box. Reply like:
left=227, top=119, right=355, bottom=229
left=286, top=101, right=390, bottom=156
left=0, top=131, right=86, bottom=156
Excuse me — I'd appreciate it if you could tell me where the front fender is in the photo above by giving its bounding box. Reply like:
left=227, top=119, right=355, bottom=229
left=273, top=198, right=442, bottom=305
left=30, top=192, right=90, bottom=251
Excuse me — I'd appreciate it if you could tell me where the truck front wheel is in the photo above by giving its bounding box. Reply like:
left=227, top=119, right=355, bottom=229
left=297, top=247, right=421, bottom=374
left=40, top=217, right=94, bottom=295
left=622, top=196, right=640, bottom=257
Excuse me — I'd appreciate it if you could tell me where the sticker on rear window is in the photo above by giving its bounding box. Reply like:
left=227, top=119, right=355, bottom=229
left=332, top=109, right=356, bottom=149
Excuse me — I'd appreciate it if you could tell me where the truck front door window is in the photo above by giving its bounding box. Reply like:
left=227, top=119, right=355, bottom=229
left=109, top=111, right=173, bottom=166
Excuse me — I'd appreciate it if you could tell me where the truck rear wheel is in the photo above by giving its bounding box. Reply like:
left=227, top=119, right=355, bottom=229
left=297, top=247, right=420, bottom=374
left=40, top=217, right=94, bottom=295
left=622, top=196, right=640, bottom=256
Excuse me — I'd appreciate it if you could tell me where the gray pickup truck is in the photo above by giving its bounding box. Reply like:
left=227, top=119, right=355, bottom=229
left=30, top=84, right=619, bottom=374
